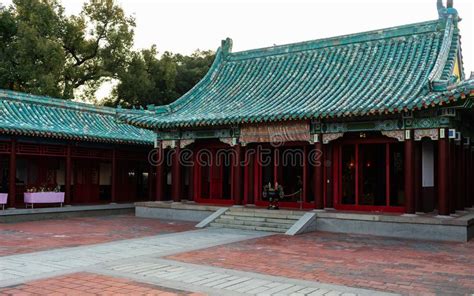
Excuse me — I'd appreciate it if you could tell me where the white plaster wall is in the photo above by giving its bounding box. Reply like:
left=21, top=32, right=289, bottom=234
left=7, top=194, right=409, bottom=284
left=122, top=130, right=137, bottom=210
left=422, top=141, right=434, bottom=187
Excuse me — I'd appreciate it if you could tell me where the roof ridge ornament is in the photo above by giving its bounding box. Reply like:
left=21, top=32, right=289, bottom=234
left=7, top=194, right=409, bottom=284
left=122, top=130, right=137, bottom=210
left=437, top=0, right=457, bottom=19
left=221, top=38, right=233, bottom=58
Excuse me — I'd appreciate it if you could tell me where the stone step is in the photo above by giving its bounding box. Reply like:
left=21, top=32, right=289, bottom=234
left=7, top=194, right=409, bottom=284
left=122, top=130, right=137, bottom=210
left=209, top=222, right=287, bottom=233
left=225, top=210, right=303, bottom=220
left=219, top=215, right=296, bottom=225
left=214, top=217, right=291, bottom=229
left=204, top=207, right=307, bottom=233
left=228, top=207, right=302, bottom=216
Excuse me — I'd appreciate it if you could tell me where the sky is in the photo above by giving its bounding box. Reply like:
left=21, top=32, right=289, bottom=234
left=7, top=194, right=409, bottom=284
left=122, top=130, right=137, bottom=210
left=2, top=0, right=473, bottom=98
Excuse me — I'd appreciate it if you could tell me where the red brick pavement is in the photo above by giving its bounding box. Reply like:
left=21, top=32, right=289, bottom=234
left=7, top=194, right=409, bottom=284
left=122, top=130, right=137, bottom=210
left=167, top=232, right=474, bottom=295
left=0, top=215, right=195, bottom=256
left=0, top=272, right=203, bottom=296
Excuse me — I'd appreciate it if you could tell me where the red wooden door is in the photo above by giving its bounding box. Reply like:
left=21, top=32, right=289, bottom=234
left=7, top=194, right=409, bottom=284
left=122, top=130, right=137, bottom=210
left=73, top=160, right=100, bottom=203
left=116, top=161, right=137, bottom=202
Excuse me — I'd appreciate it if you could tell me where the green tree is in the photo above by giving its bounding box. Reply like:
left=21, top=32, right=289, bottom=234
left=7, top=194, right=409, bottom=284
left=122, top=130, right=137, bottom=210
left=61, top=0, right=135, bottom=99
left=109, top=48, right=214, bottom=107
left=0, top=0, right=135, bottom=99
left=0, top=0, right=65, bottom=97
left=174, top=50, right=215, bottom=96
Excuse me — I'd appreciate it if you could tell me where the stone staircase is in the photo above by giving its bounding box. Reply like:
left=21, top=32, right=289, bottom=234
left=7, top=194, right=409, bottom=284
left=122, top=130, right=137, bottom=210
left=209, top=207, right=305, bottom=233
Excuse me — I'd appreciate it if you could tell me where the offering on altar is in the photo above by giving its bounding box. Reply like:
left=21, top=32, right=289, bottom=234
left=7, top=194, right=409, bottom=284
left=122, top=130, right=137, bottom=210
left=263, top=182, right=284, bottom=210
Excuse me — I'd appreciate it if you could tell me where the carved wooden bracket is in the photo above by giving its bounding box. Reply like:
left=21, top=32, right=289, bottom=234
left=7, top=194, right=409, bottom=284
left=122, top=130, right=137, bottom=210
left=180, top=139, right=194, bottom=148
left=414, top=129, right=439, bottom=141
left=322, top=133, right=344, bottom=144
left=381, top=130, right=405, bottom=142
left=219, top=137, right=237, bottom=146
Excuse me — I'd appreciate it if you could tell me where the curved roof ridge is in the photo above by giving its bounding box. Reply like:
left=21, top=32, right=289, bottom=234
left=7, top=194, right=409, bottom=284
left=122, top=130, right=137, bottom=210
left=428, top=16, right=455, bottom=83
left=162, top=47, right=225, bottom=115
left=228, top=19, right=442, bottom=61
left=0, top=89, right=116, bottom=116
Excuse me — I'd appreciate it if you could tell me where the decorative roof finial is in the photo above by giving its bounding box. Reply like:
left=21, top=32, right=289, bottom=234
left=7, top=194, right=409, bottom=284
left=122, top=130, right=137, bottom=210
left=437, top=0, right=445, bottom=11
left=437, top=0, right=457, bottom=18
left=221, top=38, right=233, bottom=57
left=437, top=0, right=446, bottom=17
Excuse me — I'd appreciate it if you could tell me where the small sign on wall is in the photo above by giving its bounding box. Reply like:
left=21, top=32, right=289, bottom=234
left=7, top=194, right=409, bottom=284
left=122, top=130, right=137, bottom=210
left=464, top=137, right=470, bottom=146
left=448, top=129, right=456, bottom=139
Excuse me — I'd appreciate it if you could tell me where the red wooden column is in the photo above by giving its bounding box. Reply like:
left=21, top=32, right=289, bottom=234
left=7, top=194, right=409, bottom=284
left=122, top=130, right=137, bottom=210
left=171, top=142, right=181, bottom=202
left=192, top=147, right=200, bottom=202
left=465, top=144, right=472, bottom=209
left=232, top=144, right=243, bottom=205
left=155, top=144, right=164, bottom=201
left=455, top=139, right=465, bottom=211
left=8, top=139, right=16, bottom=208
left=404, top=130, right=415, bottom=214
left=302, top=145, right=307, bottom=206
left=65, top=144, right=72, bottom=204
left=438, top=129, right=449, bottom=216
left=414, top=141, right=422, bottom=213
left=188, top=156, right=194, bottom=201
left=314, top=138, right=324, bottom=209
left=463, top=144, right=471, bottom=210
left=111, top=148, right=117, bottom=202
left=471, top=148, right=474, bottom=208
left=448, top=139, right=459, bottom=213
left=324, top=143, right=334, bottom=208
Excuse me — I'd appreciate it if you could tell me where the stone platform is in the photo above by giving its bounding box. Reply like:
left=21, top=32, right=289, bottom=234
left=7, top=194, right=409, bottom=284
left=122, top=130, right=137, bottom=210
left=135, top=201, right=223, bottom=222
left=136, top=202, right=474, bottom=242
left=0, top=203, right=134, bottom=223
left=311, top=209, right=474, bottom=242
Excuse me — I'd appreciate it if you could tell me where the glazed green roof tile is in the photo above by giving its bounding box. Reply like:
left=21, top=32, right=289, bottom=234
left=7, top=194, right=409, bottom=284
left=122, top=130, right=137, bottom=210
left=0, top=89, right=154, bottom=145
left=118, top=11, right=469, bottom=130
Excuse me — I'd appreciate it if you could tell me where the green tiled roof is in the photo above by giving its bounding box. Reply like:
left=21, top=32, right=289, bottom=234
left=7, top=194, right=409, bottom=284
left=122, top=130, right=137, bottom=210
left=0, top=89, right=154, bottom=145
left=119, top=10, right=470, bottom=130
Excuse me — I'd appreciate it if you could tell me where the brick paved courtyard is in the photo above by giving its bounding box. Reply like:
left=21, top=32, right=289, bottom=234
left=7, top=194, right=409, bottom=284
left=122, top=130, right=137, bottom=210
left=0, top=215, right=194, bottom=256
left=168, top=231, right=474, bottom=295
left=0, top=214, right=472, bottom=295
left=0, top=272, right=202, bottom=296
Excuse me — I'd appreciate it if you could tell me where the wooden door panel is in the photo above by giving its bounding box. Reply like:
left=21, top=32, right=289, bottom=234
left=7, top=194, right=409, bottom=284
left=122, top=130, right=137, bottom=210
left=73, top=160, right=100, bottom=203
left=210, top=159, right=222, bottom=199
left=116, top=161, right=137, bottom=202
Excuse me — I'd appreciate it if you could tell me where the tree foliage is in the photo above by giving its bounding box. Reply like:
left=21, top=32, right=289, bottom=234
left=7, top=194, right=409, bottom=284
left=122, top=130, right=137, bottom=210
left=0, top=0, right=65, bottom=97
left=0, top=0, right=134, bottom=99
left=0, top=0, right=214, bottom=106
left=107, top=48, right=215, bottom=107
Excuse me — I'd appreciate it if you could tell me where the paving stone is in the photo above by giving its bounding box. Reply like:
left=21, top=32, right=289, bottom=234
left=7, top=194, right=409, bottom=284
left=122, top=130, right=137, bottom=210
left=274, top=285, right=307, bottom=295
left=246, top=285, right=274, bottom=294
left=308, top=289, right=330, bottom=296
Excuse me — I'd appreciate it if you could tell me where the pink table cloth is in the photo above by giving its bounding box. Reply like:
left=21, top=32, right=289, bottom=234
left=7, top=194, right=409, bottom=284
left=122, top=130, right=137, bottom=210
left=24, top=192, right=64, bottom=206
left=0, top=193, right=7, bottom=210
left=0, top=193, right=6, bottom=204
